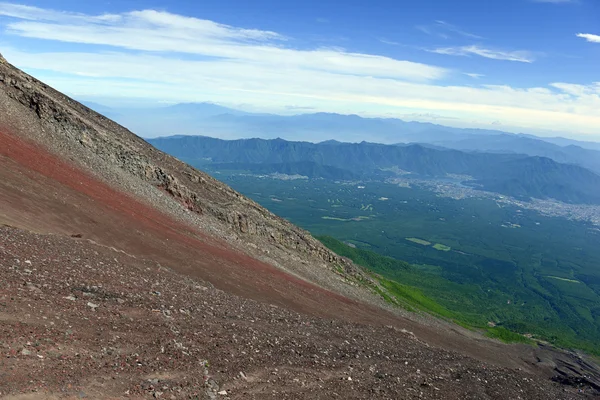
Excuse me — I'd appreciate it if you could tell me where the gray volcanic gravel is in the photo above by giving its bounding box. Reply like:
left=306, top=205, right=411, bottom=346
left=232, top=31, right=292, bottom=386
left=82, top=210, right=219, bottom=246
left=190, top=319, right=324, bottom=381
left=0, top=226, right=586, bottom=399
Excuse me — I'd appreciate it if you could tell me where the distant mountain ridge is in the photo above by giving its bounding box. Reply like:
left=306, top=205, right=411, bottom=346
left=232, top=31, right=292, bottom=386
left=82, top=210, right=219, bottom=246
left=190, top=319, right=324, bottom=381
left=426, top=133, right=600, bottom=174
left=86, top=101, right=600, bottom=174
left=148, top=135, right=600, bottom=205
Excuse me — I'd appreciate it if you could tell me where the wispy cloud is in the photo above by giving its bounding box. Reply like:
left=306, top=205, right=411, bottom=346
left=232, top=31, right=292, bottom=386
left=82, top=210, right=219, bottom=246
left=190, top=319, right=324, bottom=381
left=378, top=38, right=399, bottom=46
left=0, top=3, right=598, bottom=135
left=550, top=82, right=600, bottom=96
left=0, top=3, right=283, bottom=41
left=416, top=20, right=483, bottom=40
left=400, top=112, right=459, bottom=122
left=6, top=45, right=599, bottom=133
left=577, top=33, right=600, bottom=43
left=0, top=3, right=446, bottom=82
left=0, top=2, right=121, bottom=23
left=434, top=20, right=483, bottom=39
left=464, top=73, right=485, bottom=79
left=285, top=105, right=316, bottom=110
left=430, top=45, right=536, bottom=63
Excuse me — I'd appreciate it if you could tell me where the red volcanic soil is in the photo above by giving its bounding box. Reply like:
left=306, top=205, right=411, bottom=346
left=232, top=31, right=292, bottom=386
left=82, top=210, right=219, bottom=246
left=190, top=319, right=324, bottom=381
left=0, top=129, right=564, bottom=364
left=0, top=129, right=532, bottom=364
left=0, top=129, right=366, bottom=320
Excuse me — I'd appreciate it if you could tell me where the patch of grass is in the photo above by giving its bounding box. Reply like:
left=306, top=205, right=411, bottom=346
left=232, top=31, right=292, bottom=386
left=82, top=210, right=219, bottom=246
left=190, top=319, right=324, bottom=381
left=322, top=216, right=370, bottom=222
left=322, top=216, right=351, bottom=221
left=333, top=264, right=345, bottom=275
left=378, top=277, right=456, bottom=319
left=317, top=236, right=542, bottom=348
left=370, top=283, right=403, bottom=308
left=546, top=276, right=580, bottom=284
left=433, top=243, right=451, bottom=252
left=486, top=327, right=535, bottom=344
left=406, top=237, right=431, bottom=246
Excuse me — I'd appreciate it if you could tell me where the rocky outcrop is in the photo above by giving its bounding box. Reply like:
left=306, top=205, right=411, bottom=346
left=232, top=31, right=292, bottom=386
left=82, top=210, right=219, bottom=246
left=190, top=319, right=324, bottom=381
left=0, top=55, right=368, bottom=286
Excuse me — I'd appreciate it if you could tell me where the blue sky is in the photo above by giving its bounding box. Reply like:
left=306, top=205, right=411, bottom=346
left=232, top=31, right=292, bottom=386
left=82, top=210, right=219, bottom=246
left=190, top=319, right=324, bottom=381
left=0, top=0, right=599, bottom=138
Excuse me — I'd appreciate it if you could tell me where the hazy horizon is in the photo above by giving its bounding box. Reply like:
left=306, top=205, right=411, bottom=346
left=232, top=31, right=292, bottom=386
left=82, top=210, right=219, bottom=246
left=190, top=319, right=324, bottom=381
left=1, top=0, right=599, bottom=139
left=78, top=97, right=600, bottom=143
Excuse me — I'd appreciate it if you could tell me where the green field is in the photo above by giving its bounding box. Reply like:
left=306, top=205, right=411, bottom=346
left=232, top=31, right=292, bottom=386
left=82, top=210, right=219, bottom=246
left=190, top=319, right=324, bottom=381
left=406, top=238, right=431, bottom=246
left=546, top=276, right=580, bottom=284
left=322, top=216, right=352, bottom=221
left=210, top=172, right=600, bottom=355
left=433, top=243, right=452, bottom=252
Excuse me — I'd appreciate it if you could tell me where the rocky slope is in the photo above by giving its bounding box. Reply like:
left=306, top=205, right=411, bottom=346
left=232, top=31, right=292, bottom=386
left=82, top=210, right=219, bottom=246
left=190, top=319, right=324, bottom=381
left=0, top=225, right=586, bottom=399
left=0, top=54, right=367, bottom=292
left=1, top=54, right=598, bottom=399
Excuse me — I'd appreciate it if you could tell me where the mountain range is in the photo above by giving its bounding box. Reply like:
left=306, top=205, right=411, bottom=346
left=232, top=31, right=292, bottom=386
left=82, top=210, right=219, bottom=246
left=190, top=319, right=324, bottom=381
left=148, top=135, right=600, bottom=205
left=85, top=101, right=600, bottom=176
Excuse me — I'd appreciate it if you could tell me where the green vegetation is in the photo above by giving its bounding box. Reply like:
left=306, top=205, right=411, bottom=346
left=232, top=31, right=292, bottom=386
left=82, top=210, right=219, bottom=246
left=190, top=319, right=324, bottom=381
left=378, top=277, right=456, bottom=319
left=322, top=215, right=369, bottom=221
left=546, top=276, right=580, bottom=284
left=322, top=216, right=351, bottom=221
left=406, top=238, right=431, bottom=246
left=406, top=238, right=450, bottom=252
left=212, top=175, right=600, bottom=355
left=485, top=327, right=535, bottom=344
left=433, top=243, right=452, bottom=252
left=319, top=235, right=535, bottom=344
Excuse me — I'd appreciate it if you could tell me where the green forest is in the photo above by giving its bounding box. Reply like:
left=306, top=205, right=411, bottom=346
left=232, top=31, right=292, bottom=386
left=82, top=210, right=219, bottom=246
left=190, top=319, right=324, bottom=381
left=215, top=174, right=600, bottom=355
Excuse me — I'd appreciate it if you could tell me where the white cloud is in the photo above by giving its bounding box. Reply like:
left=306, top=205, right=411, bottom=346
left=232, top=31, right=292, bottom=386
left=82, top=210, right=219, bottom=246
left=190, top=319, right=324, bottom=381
left=378, top=38, right=399, bottom=46
left=464, top=73, right=485, bottom=79
left=577, top=33, right=600, bottom=43
left=417, top=20, right=482, bottom=40
left=550, top=82, right=600, bottom=96
left=430, top=45, right=536, bottom=63
left=433, top=20, right=483, bottom=39
left=0, top=3, right=599, bottom=136
left=4, top=46, right=599, bottom=134
left=0, top=3, right=446, bottom=82
left=0, top=3, right=122, bottom=24
left=0, top=3, right=280, bottom=41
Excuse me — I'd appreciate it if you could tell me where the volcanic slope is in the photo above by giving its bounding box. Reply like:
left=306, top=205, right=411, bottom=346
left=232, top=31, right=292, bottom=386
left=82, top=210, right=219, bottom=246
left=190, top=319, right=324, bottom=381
left=0, top=54, right=596, bottom=398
